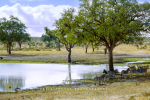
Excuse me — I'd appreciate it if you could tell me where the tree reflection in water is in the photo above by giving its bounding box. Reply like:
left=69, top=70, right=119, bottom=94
left=0, top=77, right=25, bottom=92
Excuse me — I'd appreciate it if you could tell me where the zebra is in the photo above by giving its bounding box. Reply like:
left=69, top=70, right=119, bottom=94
left=137, top=67, right=147, bottom=75
left=102, top=74, right=110, bottom=83
left=94, top=74, right=104, bottom=85
left=121, top=68, right=130, bottom=78
left=130, top=67, right=147, bottom=77
left=103, top=69, right=116, bottom=78
left=130, top=69, right=139, bottom=77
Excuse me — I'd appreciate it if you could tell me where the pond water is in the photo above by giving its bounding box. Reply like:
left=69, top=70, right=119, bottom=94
left=0, top=62, right=140, bottom=92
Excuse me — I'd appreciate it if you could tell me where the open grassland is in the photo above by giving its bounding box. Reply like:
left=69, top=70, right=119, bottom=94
left=0, top=44, right=150, bottom=64
left=0, top=73, right=150, bottom=100
left=0, top=44, right=150, bottom=55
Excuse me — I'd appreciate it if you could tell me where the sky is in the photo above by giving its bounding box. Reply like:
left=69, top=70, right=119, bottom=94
left=0, top=0, right=149, bottom=37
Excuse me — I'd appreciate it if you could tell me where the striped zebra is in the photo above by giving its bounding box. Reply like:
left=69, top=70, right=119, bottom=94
left=102, top=74, right=110, bottom=83
left=130, top=69, right=139, bottom=77
left=130, top=67, right=147, bottom=77
left=103, top=69, right=116, bottom=78
left=94, top=74, right=104, bottom=85
left=138, top=67, right=147, bottom=75
left=121, top=68, right=130, bottom=78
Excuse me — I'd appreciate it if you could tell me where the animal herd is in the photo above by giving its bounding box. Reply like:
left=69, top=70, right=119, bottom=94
left=94, top=65, right=149, bottom=85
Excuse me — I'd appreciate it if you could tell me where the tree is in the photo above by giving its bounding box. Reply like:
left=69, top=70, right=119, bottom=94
left=0, top=15, right=28, bottom=54
left=15, top=33, right=31, bottom=49
left=78, top=0, right=150, bottom=71
left=42, top=27, right=60, bottom=50
left=41, top=34, right=51, bottom=43
left=53, top=8, right=78, bottom=63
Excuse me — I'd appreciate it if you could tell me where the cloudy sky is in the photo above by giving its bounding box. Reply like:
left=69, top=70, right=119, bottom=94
left=0, top=0, right=149, bottom=37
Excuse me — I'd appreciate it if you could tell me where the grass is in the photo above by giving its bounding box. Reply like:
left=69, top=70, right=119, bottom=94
left=0, top=44, right=150, bottom=55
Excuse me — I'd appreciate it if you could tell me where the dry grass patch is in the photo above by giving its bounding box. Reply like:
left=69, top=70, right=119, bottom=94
left=1, top=79, right=150, bottom=100
left=114, top=44, right=150, bottom=54
left=0, top=44, right=150, bottom=56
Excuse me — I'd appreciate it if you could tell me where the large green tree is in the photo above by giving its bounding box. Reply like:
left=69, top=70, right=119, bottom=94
left=53, top=8, right=78, bottom=63
left=78, top=0, right=150, bottom=71
left=0, top=15, right=28, bottom=54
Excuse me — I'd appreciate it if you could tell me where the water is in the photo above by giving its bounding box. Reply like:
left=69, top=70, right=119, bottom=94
left=0, top=63, right=129, bottom=92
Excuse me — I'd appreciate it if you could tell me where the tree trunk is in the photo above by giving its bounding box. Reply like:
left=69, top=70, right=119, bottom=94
left=8, top=42, right=11, bottom=54
left=85, top=46, right=88, bottom=53
left=58, top=40, right=61, bottom=51
left=92, top=47, right=94, bottom=52
left=91, top=42, right=94, bottom=52
left=68, top=43, right=71, bottom=63
left=105, top=47, right=107, bottom=55
left=108, top=47, right=114, bottom=71
left=19, top=43, right=21, bottom=49
left=85, top=43, right=89, bottom=53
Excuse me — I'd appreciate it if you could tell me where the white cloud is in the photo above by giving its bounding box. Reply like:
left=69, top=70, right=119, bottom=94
left=9, top=0, right=38, bottom=3
left=0, top=3, right=78, bottom=37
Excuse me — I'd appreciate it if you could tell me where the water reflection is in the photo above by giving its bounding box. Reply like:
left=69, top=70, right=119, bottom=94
left=0, top=63, right=128, bottom=92
left=0, top=77, right=25, bottom=92
left=68, top=64, right=71, bottom=82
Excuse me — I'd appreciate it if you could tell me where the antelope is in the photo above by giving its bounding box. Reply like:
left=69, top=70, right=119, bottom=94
left=128, top=65, right=136, bottom=70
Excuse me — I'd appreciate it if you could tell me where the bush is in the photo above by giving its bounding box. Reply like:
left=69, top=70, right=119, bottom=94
left=36, top=49, right=40, bottom=51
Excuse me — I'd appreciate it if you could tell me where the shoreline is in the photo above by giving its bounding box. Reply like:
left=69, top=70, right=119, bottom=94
left=0, top=54, right=150, bottom=64
left=0, top=74, right=150, bottom=100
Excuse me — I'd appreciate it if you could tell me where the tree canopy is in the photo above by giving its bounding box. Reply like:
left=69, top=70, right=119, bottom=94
left=0, top=15, right=30, bottom=54
left=77, top=0, right=150, bottom=71
left=52, top=0, right=150, bottom=70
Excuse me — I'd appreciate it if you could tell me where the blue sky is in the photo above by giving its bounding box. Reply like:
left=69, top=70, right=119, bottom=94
left=0, top=0, right=149, bottom=37
left=0, top=0, right=79, bottom=7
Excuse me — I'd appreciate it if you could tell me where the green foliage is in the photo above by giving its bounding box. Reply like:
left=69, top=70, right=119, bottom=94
left=0, top=16, right=27, bottom=42
left=0, top=15, right=29, bottom=53
left=53, top=8, right=78, bottom=45
left=41, top=34, right=51, bottom=42
left=79, top=0, right=150, bottom=48
left=77, top=0, right=150, bottom=71
left=41, top=27, right=59, bottom=49
left=15, top=33, right=31, bottom=45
